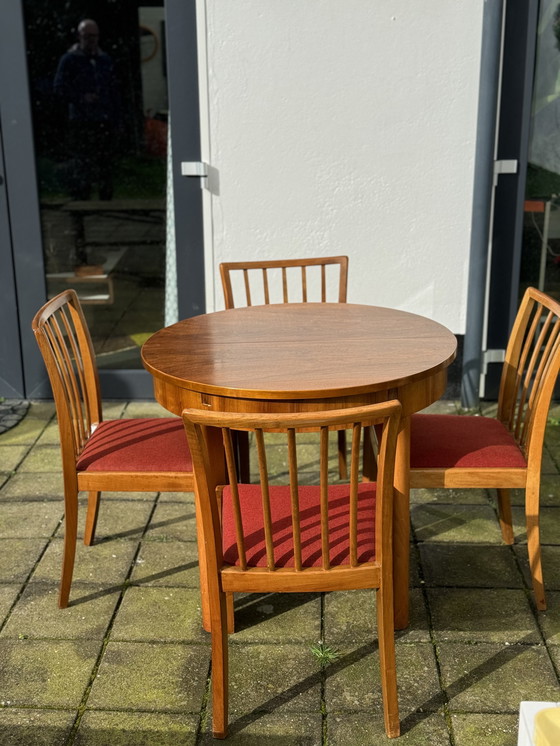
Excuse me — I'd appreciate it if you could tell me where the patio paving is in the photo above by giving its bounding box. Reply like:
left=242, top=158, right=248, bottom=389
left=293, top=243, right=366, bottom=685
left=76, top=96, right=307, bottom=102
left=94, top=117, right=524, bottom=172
left=0, top=398, right=559, bottom=745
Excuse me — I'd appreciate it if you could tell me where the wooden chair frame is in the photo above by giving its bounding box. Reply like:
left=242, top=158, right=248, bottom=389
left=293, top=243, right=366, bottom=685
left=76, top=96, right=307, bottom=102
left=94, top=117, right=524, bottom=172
left=183, top=401, right=402, bottom=739
left=410, top=286, right=560, bottom=610
left=32, top=289, right=194, bottom=608
left=219, top=256, right=357, bottom=480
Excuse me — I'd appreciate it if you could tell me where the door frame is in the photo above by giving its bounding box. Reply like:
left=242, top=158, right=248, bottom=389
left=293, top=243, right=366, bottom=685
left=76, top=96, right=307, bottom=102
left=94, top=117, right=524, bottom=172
left=0, top=0, right=204, bottom=399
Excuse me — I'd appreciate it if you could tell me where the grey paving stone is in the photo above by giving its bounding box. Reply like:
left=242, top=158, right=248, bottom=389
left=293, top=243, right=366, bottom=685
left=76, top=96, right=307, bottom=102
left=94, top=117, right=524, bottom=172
left=0, top=472, right=63, bottom=500
left=0, top=446, right=30, bottom=473
left=232, top=592, right=321, bottom=643
left=0, top=500, right=62, bottom=538
left=0, top=538, right=49, bottom=583
left=411, top=503, right=504, bottom=544
left=410, top=486, right=489, bottom=505
left=419, top=544, right=524, bottom=588
left=110, top=586, right=207, bottom=642
left=535, top=591, right=560, bottom=644
left=32, top=537, right=138, bottom=587
left=427, top=588, right=540, bottom=643
left=227, top=644, right=322, bottom=716
left=511, top=505, right=560, bottom=545
left=437, top=642, right=560, bottom=712
left=129, top=540, right=201, bottom=587
left=199, top=713, right=323, bottom=744
left=144, top=499, right=198, bottom=542
left=58, top=498, right=156, bottom=543
left=323, top=588, right=430, bottom=645
left=324, top=642, right=443, bottom=717
left=451, top=713, right=519, bottom=746
left=0, top=582, right=118, bottom=640
left=17, top=446, right=62, bottom=473
left=87, top=641, right=209, bottom=712
left=0, top=639, right=101, bottom=708
left=514, top=544, right=560, bottom=591
left=75, top=711, right=198, bottom=746
left=0, top=708, right=75, bottom=746
left=327, top=711, right=452, bottom=745
left=0, top=418, right=47, bottom=446
left=0, top=584, right=21, bottom=622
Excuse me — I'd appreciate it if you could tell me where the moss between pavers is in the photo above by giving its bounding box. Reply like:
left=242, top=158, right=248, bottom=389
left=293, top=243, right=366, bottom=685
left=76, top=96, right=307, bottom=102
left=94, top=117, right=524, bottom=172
left=427, top=588, right=541, bottom=644
left=451, top=713, right=519, bottom=746
left=324, top=642, right=443, bottom=717
left=226, top=644, right=322, bottom=717
left=110, top=586, right=207, bottom=643
left=0, top=582, right=119, bottom=640
left=411, top=503, right=505, bottom=544
left=0, top=501, right=62, bottom=539
left=74, top=711, right=198, bottom=746
left=0, top=538, right=50, bottom=583
left=437, top=642, right=560, bottom=712
left=0, top=708, right=75, bottom=746
left=327, top=711, right=451, bottom=745
left=231, top=592, right=321, bottom=643
left=418, top=544, right=524, bottom=588
left=0, top=639, right=101, bottom=708
left=199, top=713, right=323, bottom=745
left=87, top=641, right=209, bottom=712
left=0, top=472, right=63, bottom=500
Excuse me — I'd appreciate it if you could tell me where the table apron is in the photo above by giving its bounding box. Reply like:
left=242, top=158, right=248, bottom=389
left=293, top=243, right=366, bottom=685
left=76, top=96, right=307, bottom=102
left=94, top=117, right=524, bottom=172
left=151, top=368, right=448, bottom=417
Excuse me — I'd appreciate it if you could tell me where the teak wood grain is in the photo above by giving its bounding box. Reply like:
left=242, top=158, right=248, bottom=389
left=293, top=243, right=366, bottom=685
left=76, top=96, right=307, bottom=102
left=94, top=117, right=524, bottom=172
left=143, top=302, right=457, bottom=629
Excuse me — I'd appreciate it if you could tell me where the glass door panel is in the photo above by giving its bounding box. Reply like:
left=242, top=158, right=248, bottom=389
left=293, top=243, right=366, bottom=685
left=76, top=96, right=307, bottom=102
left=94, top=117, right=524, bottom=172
left=521, top=0, right=560, bottom=302
left=23, top=1, right=168, bottom=370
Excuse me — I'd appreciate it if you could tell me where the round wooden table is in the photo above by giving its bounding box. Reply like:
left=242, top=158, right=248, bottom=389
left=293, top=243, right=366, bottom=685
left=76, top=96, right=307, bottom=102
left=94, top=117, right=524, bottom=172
left=142, top=303, right=457, bottom=629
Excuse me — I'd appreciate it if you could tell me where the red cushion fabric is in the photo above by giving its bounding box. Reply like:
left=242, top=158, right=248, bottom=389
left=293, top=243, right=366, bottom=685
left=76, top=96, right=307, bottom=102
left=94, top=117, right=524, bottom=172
left=76, top=418, right=192, bottom=472
left=410, top=414, right=527, bottom=469
left=221, top=482, right=377, bottom=568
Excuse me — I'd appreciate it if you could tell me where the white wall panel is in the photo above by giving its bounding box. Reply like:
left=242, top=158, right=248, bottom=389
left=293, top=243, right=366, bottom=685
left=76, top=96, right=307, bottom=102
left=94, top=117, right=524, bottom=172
left=198, top=0, right=484, bottom=332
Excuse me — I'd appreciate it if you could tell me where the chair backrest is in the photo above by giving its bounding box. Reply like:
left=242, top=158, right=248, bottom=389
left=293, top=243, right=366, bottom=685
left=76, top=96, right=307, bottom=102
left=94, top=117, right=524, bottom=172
left=182, top=401, right=401, bottom=579
left=219, top=256, right=349, bottom=309
left=32, top=289, right=102, bottom=472
left=498, top=287, right=560, bottom=464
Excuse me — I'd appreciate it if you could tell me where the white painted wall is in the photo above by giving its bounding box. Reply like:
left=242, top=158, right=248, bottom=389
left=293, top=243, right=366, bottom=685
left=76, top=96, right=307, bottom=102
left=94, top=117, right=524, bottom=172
left=197, top=0, right=483, bottom=332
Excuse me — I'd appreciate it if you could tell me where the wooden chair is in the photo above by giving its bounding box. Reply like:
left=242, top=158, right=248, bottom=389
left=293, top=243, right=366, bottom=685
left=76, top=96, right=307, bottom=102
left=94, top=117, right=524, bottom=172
left=410, top=286, right=560, bottom=610
left=182, top=400, right=402, bottom=739
left=32, top=289, right=194, bottom=608
left=219, top=256, right=360, bottom=480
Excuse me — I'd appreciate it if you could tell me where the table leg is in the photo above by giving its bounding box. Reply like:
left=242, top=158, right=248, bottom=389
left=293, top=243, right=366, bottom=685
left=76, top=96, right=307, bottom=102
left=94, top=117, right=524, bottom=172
left=393, top=415, right=410, bottom=630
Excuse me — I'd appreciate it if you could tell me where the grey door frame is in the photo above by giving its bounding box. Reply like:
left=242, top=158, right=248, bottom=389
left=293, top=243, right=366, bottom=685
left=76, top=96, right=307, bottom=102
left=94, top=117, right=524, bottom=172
left=0, top=0, right=204, bottom=400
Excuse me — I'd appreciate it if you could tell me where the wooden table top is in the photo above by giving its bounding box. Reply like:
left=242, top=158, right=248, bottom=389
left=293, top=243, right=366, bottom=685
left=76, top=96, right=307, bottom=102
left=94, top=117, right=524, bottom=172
left=142, top=303, right=457, bottom=401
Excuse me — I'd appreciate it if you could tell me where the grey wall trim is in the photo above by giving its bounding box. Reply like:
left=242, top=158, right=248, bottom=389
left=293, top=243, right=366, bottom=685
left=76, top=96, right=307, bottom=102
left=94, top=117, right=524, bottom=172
left=461, top=0, right=504, bottom=408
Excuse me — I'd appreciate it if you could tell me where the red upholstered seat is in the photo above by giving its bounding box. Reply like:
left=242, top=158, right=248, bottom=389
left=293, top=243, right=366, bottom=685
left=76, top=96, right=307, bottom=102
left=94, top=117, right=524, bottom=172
left=76, top=418, right=192, bottom=472
left=222, top=482, right=377, bottom=567
left=410, top=414, right=527, bottom=469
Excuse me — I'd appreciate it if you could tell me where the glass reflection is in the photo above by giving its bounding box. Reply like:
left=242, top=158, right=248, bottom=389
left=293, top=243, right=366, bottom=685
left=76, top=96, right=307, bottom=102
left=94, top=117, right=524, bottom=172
left=24, top=2, right=168, bottom=369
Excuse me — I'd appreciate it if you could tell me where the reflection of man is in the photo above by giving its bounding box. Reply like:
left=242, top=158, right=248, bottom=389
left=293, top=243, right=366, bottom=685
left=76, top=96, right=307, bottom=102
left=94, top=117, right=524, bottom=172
left=54, top=19, right=120, bottom=200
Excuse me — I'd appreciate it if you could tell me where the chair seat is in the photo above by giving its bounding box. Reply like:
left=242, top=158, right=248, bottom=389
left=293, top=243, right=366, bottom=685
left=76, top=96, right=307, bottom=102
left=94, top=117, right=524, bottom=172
left=410, top=414, right=528, bottom=469
left=76, top=418, right=192, bottom=472
left=222, top=482, right=377, bottom=567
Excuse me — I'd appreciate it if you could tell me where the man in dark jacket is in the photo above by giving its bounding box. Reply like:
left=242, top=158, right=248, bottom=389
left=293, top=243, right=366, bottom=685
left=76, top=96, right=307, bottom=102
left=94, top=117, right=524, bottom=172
left=54, top=19, right=120, bottom=200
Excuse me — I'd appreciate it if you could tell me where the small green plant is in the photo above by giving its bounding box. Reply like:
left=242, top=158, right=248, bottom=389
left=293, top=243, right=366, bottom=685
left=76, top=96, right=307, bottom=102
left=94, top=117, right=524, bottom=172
left=548, top=416, right=560, bottom=426
left=310, top=641, right=340, bottom=668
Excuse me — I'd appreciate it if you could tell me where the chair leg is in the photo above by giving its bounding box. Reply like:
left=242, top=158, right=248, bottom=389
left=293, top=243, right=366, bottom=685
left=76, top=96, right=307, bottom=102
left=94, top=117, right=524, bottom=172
left=84, top=491, right=101, bottom=546
left=496, top=488, right=514, bottom=545
left=59, top=485, right=79, bottom=609
left=526, top=481, right=546, bottom=610
left=226, top=592, right=235, bottom=634
left=337, top=430, right=348, bottom=480
left=211, top=589, right=229, bottom=739
left=376, top=584, right=400, bottom=738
